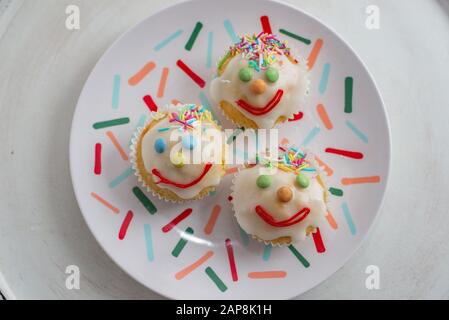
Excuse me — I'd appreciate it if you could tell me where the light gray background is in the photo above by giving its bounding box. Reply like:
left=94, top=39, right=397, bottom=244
left=0, top=0, right=448, bottom=300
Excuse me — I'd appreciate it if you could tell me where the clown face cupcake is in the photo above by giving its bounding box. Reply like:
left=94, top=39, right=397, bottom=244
left=130, top=104, right=225, bottom=202
left=231, top=146, right=328, bottom=245
left=210, top=33, right=309, bottom=129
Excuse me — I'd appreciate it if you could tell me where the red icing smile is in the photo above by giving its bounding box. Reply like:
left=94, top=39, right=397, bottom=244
left=255, top=205, right=310, bottom=227
left=152, top=163, right=212, bottom=188
left=235, top=89, right=284, bottom=116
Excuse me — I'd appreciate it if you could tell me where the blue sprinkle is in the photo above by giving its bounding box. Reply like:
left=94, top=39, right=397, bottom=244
left=182, top=134, right=197, bottom=150
left=154, top=138, right=166, bottom=153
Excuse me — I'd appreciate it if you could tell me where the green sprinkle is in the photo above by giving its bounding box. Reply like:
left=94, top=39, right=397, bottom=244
left=288, top=245, right=310, bottom=268
left=296, top=173, right=310, bottom=188
left=345, top=77, right=353, bottom=113
left=205, top=267, right=227, bottom=292
left=157, top=127, right=170, bottom=132
left=93, top=117, right=129, bottom=129
left=265, top=67, right=279, bottom=82
left=185, top=22, right=203, bottom=51
left=171, top=227, right=193, bottom=257
left=132, top=186, right=157, bottom=214
left=329, top=187, right=343, bottom=197
left=256, top=175, right=272, bottom=188
left=239, top=67, right=253, bottom=82
left=279, top=28, right=312, bottom=45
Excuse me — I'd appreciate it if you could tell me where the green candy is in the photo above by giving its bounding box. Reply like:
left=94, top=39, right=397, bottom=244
left=239, top=67, right=253, bottom=82
left=296, top=173, right=310, bottom=188
left=265, top=67, right=279, bottom=83
left=256, top=175, right=272, bottom=189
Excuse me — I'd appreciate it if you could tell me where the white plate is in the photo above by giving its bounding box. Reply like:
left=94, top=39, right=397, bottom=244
left=70, top=0, right=390, bottom=299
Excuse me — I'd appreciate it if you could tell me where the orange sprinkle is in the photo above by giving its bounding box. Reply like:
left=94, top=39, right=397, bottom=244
left=106, top=131, right=129, bottom=161
left=280, top=138, right=289, bottom=146
left=307, top=38, right=323, bottom=70
left=225, top=166, right=238, bottom=175
left=128, top=61, right=156, bottom=86
left=315, top=156, right=333, bottom=176
left=316, top=103, right=333, bottom=130
left=325, top=210, right=338, bottom=229
left=90, top=192, right=119, bottom=214
left=175, top=250, right=214, bottom=280
left=248, top=271, right=287, bottom=279
left=204, top=205, right=221, bottom=235
left=157, top=67, right=170, bottom=98
left=171, top=99, right=182, bottom=105
left=341, top=176, right=380, bottom=185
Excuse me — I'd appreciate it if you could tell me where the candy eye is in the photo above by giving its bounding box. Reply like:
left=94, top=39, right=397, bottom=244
left=154, top=138, right=166, bottom=154
left=182, top=134, right=197, bottom=150
left=296, top=173, right=309, bottom=188
left=239, top=67, right=253, bottom=82
left=256, top=175, right=272, bottom=189
left=171, top=151, right=185, bottom=168
left=265, top=67, right=279, bottom=83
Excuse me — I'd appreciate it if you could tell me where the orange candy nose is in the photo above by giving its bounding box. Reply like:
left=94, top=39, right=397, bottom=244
left=277, top=186, right=293, bottom=202
left=250, top=79, right=267, bottom=94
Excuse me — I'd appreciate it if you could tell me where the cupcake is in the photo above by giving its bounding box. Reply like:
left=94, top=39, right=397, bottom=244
left=130, top=103, right=225, bottom=202
left=231, top=146, right=328, bottom=245
left=210, top=33, right=309, bottom=129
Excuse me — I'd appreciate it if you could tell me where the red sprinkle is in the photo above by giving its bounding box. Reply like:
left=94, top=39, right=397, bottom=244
left=162, top=208, right=193, bottom=233
left=260, top=16, right=272, bottom=34
left=288, top=112, right=304, bottom=122
left=118, top=210, right=134, bottom=240
left=312, top=228, right=326, bottom=253
left=94, top=143, right=102, bottom=175
left=176, top=59, right=206, bottom=88
left=225, top=239, right=238, bottom=282
left=143, top=95, right=158, bottom=112
left=325, top=147, right=364, bottom=159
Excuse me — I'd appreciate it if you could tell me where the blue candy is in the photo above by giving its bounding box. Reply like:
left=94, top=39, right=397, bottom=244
left=154, top=138, right=166, bottom=153
left=182, top=134, right=197, bottom=150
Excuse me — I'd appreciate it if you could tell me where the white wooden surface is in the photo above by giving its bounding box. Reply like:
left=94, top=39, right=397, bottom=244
left=0, top=0, right=448, bottom=299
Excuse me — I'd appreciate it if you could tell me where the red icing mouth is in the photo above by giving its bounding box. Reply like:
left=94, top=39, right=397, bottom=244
left=255, top=205, right=310, bottom=227
left=152, top=163, right=213, bottom=188
left=235, top=89, right=284, bottom=116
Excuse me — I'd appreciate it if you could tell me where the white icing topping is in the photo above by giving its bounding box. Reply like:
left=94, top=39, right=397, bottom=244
left=210, top=54, right=309, bottom=128
left=140, top=116, right=223, bottom=199
left=232, top=164, right=327, bottom=242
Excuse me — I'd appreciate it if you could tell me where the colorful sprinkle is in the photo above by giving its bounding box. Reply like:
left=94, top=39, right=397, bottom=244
left=162, top=208, right=192, bottom=233
left=106, top=131, right=128, bottom=161
left=345, top=77, right=353, bottom=113
left=288, top=245, right=310, bottom=268
left=314, top=156, right=333, bottom=176
left=341, top=176, right=380, bottom=185
left=325, top=210, right=338, bottom=230
left=156, top=67, right=170, bottom=98
left=307, top=38, right=323, bottom=70
left=312, top=228, right=326, bottom=253
left=319, top=63, right=330, bottom=94
left=144, top=224, right=154, bottom=262
left=94, top=143, right=102, bottom=175
left=205, top=267, right=227, bottom=292
left=206, top=32, right=213, bottom=68
left=278, top=28, right=311, bottom=45
left=93, top=117, right=130, bottom=129
left=185, top=22, right=203, bottom=51
left=345, top=120, right=368, bottom=143
left=128, top=61, right=156, bottom=86
left=329, top=187, right=343, bottom=197
left=171, top=227, right=194, bottom=257
left=325, top=147, right=364, bottom=159
left=154, top=29, right=183, bottom=51
left=108, top=167, right=133, bottom=188
left=204, top=205, right=221, bottom=235
left=225, top=239, right=238, bottom=282
left=132, top=186, right=157, bottom=215
left=342, top=202, right=356, bottom=235
left=118, top=210, right=133, bottom=240
left=288, top=111, right=304, bottom=122
left=260, top=15, right=272, bottom=34
left=262, top=244, right=272, bottom=261
left=90, top=192, right=119, bottom=214
left=143, top=95, right=158, bottom=112
left=223, top=19, right=239, bottom=43
left=302, top=126, right=320, bottom=147
left=176, top=59, right=206, bottom=88
left=248, top=271, right=287, bottom=279
left=175, top=250, right=214, bottom=280
left=316, top=103, right=333, bottom=130
left=112, top=74, right=121, bottom=109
